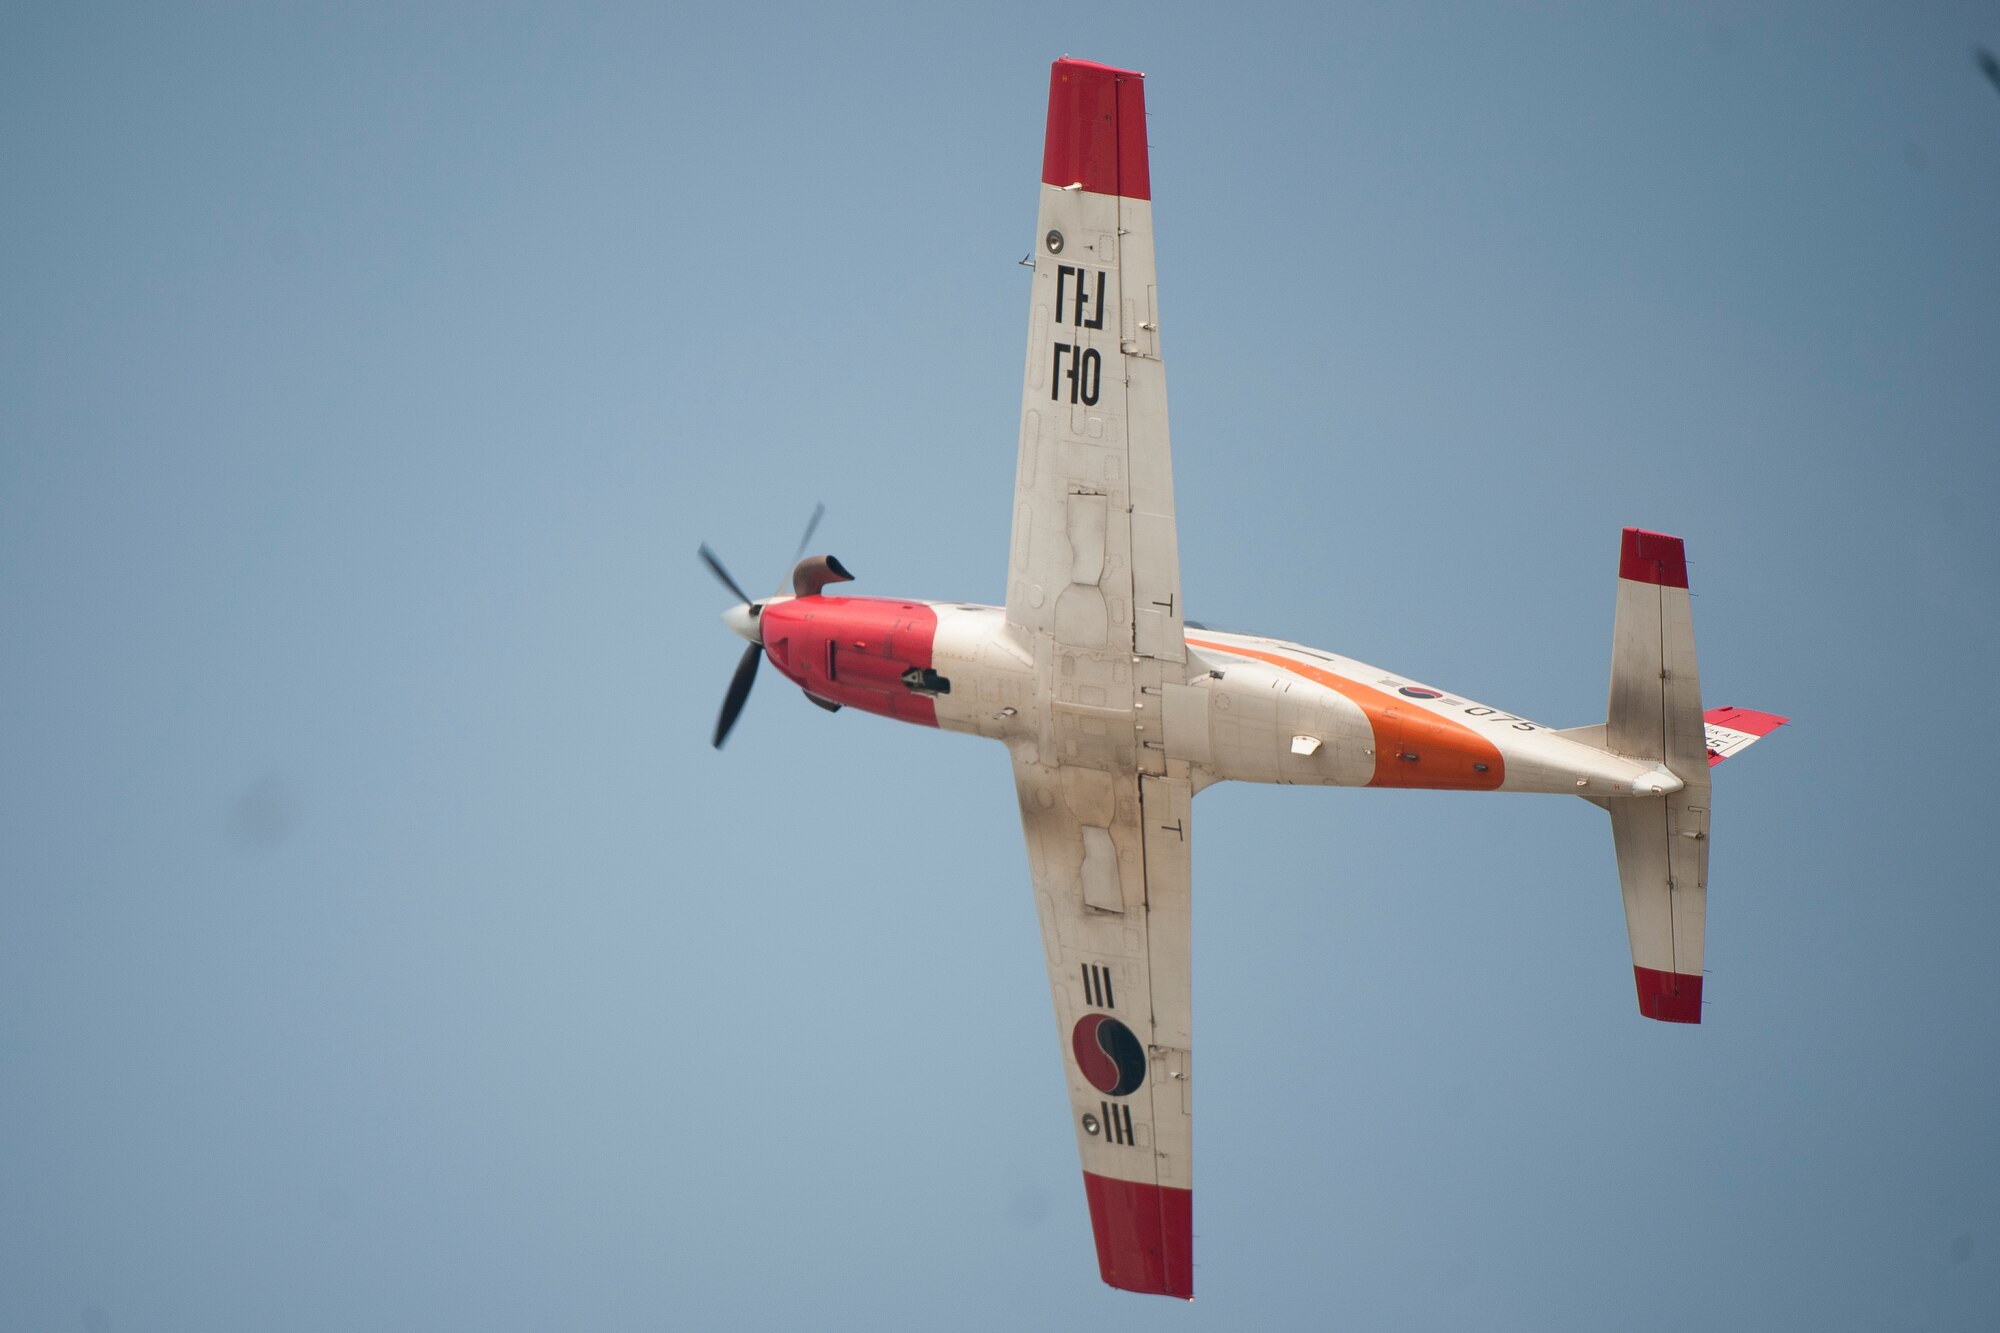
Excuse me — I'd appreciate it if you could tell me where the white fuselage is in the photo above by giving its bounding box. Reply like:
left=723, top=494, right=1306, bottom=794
left=924, top=603, right=1678, bottom=799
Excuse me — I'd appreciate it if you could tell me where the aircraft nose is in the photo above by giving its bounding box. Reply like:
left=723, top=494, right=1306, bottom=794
left=722, top=602, right=761, bottom=644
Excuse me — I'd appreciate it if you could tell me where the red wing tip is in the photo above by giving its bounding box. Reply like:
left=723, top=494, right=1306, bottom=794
left=1053, top=56, right=1146, bottom=80
left=1633, top=966, right=1703, bottom=1023
left=1704, top=706, right=1790, bottom=735
left=1618, top=528, right=1689, bottom=589
left=1081, top=1172, right=1192, bottom=1299
left=1043, top=58, right=1152, bottom=200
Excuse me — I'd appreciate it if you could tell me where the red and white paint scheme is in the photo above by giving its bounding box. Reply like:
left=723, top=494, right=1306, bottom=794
left=704, top=59, right=1786, bottom=1300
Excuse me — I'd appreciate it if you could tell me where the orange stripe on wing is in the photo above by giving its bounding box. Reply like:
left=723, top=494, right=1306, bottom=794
left=1186, top=638, right=1504, bottom=791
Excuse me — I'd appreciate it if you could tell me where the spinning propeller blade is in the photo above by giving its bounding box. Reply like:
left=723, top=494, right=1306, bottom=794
left=788, top=502, right=827, bottom=570
left=713, top=641, right=762, bottom=749
left=698, top=544, right=752, bottom=606
left=701, top=503, right=834, bottom=749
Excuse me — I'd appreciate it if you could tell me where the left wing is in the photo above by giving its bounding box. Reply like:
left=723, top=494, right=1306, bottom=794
left=1006, top=59, right=1185, bottom=675
left=1012, top=755, right=1194, bottom=1298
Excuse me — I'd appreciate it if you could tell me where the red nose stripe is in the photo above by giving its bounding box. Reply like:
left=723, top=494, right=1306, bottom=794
left=755, top=596, right=940, bottom=728
left=1081, top=1172, right=1192, bottom=1299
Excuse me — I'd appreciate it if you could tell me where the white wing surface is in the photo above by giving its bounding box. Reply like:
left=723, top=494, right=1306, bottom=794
left=1013, top=756, right=1193, bottom=1297
left=1005, top=59, right=1195, bottom=1298
left=1008, top=59, right=1184, bottom=679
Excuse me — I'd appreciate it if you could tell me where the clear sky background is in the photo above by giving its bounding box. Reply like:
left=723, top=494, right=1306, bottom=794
left=5, top=3, right=1998, bottom=1329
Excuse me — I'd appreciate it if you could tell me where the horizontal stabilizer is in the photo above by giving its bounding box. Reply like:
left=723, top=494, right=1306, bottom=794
left=1703, top=706, right=1788, bottom=767
left=1605, top=529, right=1711, bottom=1023
left=1609, top=796, right=1709, bottom=1022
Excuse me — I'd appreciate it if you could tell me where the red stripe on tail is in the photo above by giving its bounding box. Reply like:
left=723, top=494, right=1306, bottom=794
left=1705, top=705, right=1788, bottom=736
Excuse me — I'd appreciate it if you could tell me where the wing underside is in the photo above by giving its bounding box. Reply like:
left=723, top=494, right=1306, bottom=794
left=1006, top=58, right=1195, bottom=1298
left=1007, top=59, right=1183, bottom=671
left=1013, top=757, right=1193, bottom=1297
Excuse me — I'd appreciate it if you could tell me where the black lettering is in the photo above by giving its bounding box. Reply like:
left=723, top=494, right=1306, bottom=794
left=1057, top=266, right=1110, bottom=328
left=1078, top=347, right=1101, bottom=405
left=1051, top=342, right=1070, bottom=401
left=1084, top=269, right=1107, bottom=329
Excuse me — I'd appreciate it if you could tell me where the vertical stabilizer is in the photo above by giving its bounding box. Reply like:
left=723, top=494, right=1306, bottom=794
left=1604, top=529, right=1712, bottom=1023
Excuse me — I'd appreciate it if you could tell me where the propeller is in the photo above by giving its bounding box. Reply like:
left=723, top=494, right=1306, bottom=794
left=698, top=544, right=752, bottom=607
left=714, top=641, right=762, bottom=748
left=700, top=504, right=836, bottom=749
left=787, top=502, right=826, bottom=576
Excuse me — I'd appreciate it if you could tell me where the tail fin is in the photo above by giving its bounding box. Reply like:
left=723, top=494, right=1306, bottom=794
left=1604, top=529, right=1712, bottom=1023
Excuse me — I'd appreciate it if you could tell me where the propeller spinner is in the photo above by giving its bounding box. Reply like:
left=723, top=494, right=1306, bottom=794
left=699, top=504, right=848, bottom=749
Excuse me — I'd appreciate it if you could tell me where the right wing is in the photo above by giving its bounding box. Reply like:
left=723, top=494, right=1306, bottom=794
left=1012, top=755, right=1194, bottom=1298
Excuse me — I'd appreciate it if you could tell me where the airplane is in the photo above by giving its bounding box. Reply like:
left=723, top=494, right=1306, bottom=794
left=699, top=57, right=1786, bottom=1300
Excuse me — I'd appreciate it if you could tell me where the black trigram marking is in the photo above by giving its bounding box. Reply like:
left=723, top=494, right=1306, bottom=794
left=1100, top=1100, right=1135, bottom=1146
left=1081, top=962, right=1115, bottom=1009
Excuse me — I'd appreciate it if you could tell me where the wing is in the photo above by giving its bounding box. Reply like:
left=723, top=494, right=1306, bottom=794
left=1007, top=59, right=1185, bottom=672
left=1013, top=755, right=1193, bottom=1298
left=1007, top=58, right=1197, bottom=1299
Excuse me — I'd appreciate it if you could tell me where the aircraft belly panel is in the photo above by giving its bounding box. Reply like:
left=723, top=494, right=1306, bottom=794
left=928, top=604, right=1036, bottom=741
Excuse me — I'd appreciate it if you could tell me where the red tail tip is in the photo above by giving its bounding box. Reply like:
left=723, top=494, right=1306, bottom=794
left=1619, top=528, right=1689, bottom=589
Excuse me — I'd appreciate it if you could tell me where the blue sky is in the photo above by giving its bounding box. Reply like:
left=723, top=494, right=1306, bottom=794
left=5, top=3, right=1998, bottom=1328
